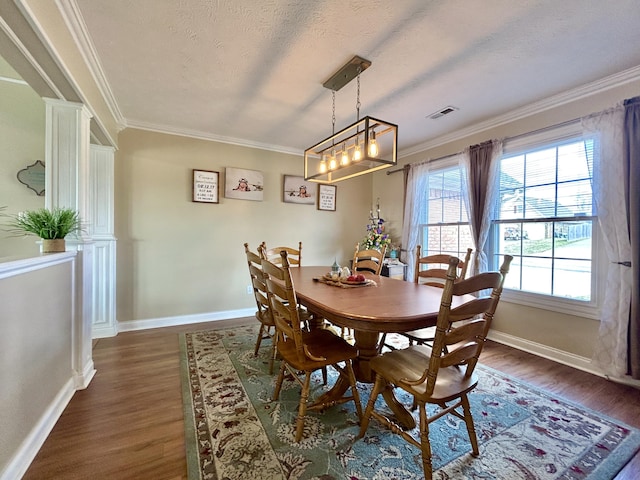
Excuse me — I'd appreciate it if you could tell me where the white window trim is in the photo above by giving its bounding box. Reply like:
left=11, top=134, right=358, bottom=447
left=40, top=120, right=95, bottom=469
left=496, top=121, right=604, bottom=319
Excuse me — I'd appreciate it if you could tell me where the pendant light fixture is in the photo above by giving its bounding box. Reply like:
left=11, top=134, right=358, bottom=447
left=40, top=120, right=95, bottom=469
left=304, top=56, right=398, bottom=184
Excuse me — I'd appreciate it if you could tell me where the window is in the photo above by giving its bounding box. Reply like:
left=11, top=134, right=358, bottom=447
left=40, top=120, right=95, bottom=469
left=491, top=134, right=597, bottom=308
left=419, top=164, right=472, bottom=260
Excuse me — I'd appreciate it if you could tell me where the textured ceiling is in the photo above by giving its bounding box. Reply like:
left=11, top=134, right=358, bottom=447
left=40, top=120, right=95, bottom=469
left=71, top=0, right=640, bottom=155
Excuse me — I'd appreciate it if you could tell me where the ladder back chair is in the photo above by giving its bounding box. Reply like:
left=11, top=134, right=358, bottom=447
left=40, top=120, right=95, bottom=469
left=413, top=246, right=473, bottom=286
left=243, top=243, right=277, bottom=374
left=261, top=251, right=363, bottom=442
left=398, top=246, right=473, bottom=348
left=358, top=255, right=512, bottom=480
left=380, top=247, right=473, bottom=352
left=352, top=243, right=387, bottom=275
left=260, top=241, right=302, bottom=267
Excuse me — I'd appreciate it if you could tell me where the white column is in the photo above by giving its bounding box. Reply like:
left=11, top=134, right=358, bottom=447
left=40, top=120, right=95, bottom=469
left=44, top=98, right=96, bottom=389
left=90, top=145, right=117, bottom=338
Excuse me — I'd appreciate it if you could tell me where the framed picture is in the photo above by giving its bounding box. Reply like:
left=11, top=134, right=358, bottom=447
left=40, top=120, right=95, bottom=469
left=192, top=169, right=219, bottom=203
left=317, top=184, right=337, bottom=211
left=225, top=167, right=264, bottom=201
left=283, top=175, right=317, bottom=205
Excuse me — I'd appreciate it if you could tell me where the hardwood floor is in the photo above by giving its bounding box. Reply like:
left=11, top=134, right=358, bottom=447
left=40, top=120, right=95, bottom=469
left=24, top=318, right=640, bottom=479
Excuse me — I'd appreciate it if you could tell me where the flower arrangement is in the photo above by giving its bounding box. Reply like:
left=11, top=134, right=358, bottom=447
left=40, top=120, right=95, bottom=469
left=4, top=207, right=81, bottom=239
left=361, top=202, right=392, bottom=252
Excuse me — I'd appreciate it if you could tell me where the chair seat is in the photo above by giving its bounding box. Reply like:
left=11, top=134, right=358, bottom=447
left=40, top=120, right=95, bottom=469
left=278, top=328, right=359, bottom=371
left=401, top=326, right=437, bottom=343
left=256, top=308, right=274, bottom=327
left=370, top=345, right=478, bottom=403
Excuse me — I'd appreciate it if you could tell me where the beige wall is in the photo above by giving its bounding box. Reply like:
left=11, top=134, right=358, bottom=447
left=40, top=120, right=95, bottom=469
left=371, top=79, right=640, bottom=358
left=0, top=57, right=45, bottom=258
left=0, top=259, right=74, bottom=471
left=115, top=128, right=375, bottom=323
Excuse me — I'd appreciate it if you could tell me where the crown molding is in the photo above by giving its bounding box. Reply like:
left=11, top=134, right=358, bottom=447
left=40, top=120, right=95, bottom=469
left=125, top=119, right=302, bottom=156
left=399, top=64, right=640, bottom=158
left=56, top=0, right=125, bottom=129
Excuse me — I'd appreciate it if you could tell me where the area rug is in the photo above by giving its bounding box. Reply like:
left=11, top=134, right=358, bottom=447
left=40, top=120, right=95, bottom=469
left=179, top=325, right=640, bottom=480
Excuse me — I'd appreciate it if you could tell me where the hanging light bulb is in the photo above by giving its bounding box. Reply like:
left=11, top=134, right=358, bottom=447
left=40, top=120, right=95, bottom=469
left=353, top=136, right=362, bottom=161
left=341, top=143, right=349, bottom=166
left=369, top=129, right=378, bottom=157
left=329, top=148, right=337, bottom=170
left=319, top=154, right=327, bottom=174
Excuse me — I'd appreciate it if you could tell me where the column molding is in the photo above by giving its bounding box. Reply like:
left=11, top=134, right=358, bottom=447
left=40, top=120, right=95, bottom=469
left=43, top=98, right=95, bottom=387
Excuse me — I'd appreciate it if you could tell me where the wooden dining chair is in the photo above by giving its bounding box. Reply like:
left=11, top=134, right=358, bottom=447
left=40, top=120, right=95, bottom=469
left=260, top=241, right=302, bottom=267
left=262, top=250, right=363, bottom=442
left=358, top=255, right=512, bottom=480
left=352, top=243, right=387, bottom=275
left=413, top=245, right=473, bottom=286
left=244, top=243, right=277, bottom=374
left=379, top=247, right=473, bottom=352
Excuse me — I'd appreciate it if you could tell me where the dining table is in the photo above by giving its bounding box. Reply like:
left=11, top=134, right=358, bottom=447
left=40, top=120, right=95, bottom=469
left=289, top=265, right=473, bottom=430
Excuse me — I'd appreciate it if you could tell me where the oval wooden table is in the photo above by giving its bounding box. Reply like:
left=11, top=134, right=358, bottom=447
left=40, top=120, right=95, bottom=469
left=288, top=266, right=472, bottom=429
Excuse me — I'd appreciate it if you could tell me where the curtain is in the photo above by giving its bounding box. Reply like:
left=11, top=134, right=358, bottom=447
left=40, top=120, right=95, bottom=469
left=400, top=161, right=430, bottom=282
left=623, top=96, right=640, bottom=379
left=461, top=139, right=502, bottom=275
left=581, top=104, right=632, bottom=378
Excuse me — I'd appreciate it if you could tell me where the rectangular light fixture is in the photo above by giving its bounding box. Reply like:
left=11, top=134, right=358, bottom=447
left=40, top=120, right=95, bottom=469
left=304, top=116, right=397, bottom=183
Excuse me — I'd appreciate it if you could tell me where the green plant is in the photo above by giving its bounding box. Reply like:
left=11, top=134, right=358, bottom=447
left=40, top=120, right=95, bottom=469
left=4, top=207, right=81, bottom=239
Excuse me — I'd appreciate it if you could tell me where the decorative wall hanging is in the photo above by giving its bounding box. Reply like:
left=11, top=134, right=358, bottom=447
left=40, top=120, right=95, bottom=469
left=17, top=160, right=45, bottom=196
left=317, top=184, right=337, bottom=211
left=283, top=175, right=316, bottom=205
left=224, top=167, right=264, bottom=201
left=192, top=169, right=219, bottom=203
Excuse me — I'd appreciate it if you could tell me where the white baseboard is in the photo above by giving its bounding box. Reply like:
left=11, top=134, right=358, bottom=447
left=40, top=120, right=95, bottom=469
left=117, top=308, right=255, bottom=332
left=0, top=379, right=75, bottom=480
left=487, top=330, right=640, bottom=388
left=92, top=323, right=118, bottom=338
left=74, top=360, right=96, bottom=390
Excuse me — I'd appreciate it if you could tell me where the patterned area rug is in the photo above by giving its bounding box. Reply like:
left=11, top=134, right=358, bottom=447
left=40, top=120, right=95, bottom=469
left=180, top=325, right=640, bottom=480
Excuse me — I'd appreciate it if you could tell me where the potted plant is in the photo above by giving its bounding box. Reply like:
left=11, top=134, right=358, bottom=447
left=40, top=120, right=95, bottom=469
left=3, top=207, right=81, bottom=253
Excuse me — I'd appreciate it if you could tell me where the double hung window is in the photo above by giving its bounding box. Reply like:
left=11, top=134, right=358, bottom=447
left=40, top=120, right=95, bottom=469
left=418, top=162, right=471, bottom=261
left=489, top=127, right=599, bottom=316
left=418, top=124, right=600, bottom=316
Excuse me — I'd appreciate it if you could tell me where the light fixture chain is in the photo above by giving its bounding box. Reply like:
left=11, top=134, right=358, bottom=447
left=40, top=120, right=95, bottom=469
left=356, top=66, right=361, bottom=121
left=332, top=90, right=336, bottom=135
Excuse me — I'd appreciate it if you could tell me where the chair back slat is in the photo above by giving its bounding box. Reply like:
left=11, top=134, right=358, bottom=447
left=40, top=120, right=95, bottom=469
left=259, top=241, right=302, bottom=267
left=413, top=245, right=474, bottom=286
left=418, top=255, right=512, bottom=395
left=244, top=243, right=271, bottom=321
left=352, top=243, right=386, bottom=275
left=262, top=251, right=307, bottom=362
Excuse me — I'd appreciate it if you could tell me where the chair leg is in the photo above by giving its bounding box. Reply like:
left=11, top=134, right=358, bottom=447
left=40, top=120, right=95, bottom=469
left=295, top=372, right=312, bottom=442
left=461, top=393, right=480, bottom=456
left=321, top=367, right=327, bottom=385
left=268, top=335, right=277, bottom=375
left=254, top=323, right=266, bottom=356
left=272, top=361, right=286, bottom=401
left=417, top=401, right=434, bottom=480
left=345, top=360, right=363, bottom=421
left=358, top=374, right=384, bottom=438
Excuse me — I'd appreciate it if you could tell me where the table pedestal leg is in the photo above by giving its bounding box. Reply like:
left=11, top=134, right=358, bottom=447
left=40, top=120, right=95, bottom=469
left=312, top=329, right=416, bottom=430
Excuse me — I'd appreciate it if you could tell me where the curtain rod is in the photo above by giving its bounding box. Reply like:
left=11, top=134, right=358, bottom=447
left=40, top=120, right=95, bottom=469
left=386, top=116, right=583, bottom=175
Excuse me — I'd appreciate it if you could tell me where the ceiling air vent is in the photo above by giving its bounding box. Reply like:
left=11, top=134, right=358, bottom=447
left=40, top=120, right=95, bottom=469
left=428, top=105, right=459, bottom=120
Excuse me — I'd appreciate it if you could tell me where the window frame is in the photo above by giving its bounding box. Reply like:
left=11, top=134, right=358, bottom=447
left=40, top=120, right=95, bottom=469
left=490, top=122, right=604, bottom=319
left=418, top=157, right=472, bottom=260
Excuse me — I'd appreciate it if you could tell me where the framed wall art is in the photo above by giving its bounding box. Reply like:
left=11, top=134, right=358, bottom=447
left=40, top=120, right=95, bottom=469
left=192, top=169, right=219, bottom=203
left=317, top=184, right=337, bottom=211
left=225, top=167, right=264, bottom=201
left=283, top=175, right=316, bottom=205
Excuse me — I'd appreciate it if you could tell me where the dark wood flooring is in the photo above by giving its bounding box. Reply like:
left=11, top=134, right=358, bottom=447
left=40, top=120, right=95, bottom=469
left=23, top=318, right=640, bottom=479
